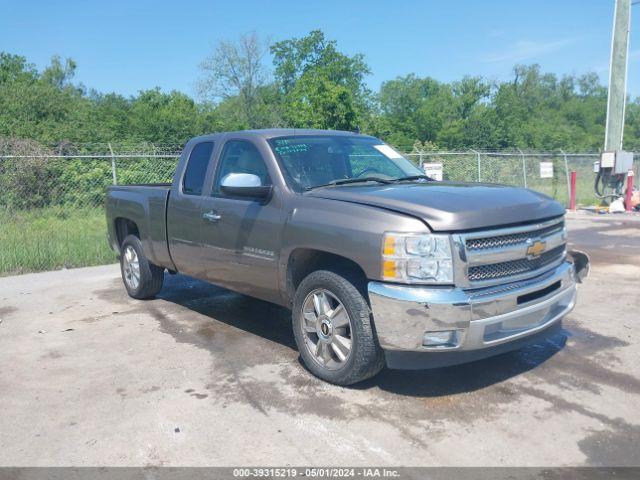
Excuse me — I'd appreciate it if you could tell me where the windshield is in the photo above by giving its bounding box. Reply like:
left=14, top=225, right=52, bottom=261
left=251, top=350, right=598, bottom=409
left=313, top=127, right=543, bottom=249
left=268, top=135, right=423, bottom=191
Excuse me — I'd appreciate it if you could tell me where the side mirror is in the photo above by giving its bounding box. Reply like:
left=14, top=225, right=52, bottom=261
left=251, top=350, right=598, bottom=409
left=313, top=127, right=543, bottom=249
left=220, top=173, right=272, bottom=199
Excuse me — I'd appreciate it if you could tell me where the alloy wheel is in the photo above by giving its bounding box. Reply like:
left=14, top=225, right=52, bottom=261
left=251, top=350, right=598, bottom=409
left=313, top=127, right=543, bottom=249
left=301, top=288, right=353, bottom=370
left=122, top=245, right=140, bottom=290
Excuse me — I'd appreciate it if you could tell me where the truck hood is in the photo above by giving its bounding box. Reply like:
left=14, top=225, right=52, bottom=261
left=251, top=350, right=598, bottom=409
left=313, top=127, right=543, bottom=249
left=305, top=182, right=565, bottom=231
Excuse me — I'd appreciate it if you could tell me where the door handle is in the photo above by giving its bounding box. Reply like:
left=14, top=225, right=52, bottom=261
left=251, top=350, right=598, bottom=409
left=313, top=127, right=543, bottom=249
left=202, top=210, right=222, bottom=222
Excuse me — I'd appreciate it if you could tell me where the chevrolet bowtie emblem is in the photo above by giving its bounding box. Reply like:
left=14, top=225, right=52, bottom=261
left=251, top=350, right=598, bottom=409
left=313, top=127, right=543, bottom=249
left=526, top=239, right=546, bottom=258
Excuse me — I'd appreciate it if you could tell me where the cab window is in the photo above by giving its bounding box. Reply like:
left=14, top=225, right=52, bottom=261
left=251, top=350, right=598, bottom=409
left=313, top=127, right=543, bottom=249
left=182, top=142, right=214, bottom=195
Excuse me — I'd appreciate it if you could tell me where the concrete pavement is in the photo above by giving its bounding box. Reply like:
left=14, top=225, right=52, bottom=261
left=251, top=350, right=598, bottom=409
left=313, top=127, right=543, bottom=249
left=0, top=213, right=639, bottom=466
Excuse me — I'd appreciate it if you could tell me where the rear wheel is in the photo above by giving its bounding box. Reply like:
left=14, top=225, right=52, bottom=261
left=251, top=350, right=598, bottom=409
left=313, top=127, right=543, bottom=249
left=292, top=270, right=384, bottom=385
left=120, top=235, right=164, bottom=299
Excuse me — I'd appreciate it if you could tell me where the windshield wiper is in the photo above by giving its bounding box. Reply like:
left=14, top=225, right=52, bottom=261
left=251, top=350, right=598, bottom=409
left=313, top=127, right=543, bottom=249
left=390, top=175, right=434, bottom=183
left=305, top=177, right=393, bottom=191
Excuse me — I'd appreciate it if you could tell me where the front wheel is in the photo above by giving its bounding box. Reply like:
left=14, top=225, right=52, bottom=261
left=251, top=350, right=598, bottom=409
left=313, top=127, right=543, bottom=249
left=120, top=235, right=164, bottom=299
left=292, top=270, right=384, bottom=385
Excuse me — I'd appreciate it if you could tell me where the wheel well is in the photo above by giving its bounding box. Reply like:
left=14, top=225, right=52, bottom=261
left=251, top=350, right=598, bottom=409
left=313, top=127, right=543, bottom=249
left=115, top=218, right=140, bottom=247
left=286, top=249, right=368, bottom=303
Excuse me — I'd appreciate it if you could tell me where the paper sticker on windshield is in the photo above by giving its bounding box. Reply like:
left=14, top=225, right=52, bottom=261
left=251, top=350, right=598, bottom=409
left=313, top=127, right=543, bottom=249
left=374, top=144, right=404, bottom=159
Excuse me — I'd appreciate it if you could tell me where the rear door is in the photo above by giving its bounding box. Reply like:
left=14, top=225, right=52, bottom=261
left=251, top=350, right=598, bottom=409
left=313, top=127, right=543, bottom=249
left=199, top=137, right=283, bottom=303
left=167, top=140, right=217, bottom=278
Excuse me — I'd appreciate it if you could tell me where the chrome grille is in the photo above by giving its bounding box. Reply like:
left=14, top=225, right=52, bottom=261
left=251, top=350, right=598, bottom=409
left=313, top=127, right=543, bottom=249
left=468, top=245, right=566, bottom=282
left=457, top=217, right=567, bottom=286
left=466, top=221, right=564, bottom=251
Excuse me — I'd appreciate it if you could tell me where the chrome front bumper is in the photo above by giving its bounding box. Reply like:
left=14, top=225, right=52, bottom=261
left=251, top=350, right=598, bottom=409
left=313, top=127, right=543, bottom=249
left=368, top=261, right=577, bottom=358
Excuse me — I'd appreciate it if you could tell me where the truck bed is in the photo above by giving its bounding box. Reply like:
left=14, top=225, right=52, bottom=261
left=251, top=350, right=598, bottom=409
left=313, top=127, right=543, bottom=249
left=105, top=184, right=174, bottom=270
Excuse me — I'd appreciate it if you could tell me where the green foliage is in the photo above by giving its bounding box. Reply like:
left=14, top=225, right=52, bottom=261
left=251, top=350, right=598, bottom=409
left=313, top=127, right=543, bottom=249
left=375, top=74, right=459, bottom=149
left=128, top=89, right=203, bottom=144
left=198, top=32, right=273, bottom=128
left=0, top=53, right=222, bottom=147
left=372, top=65, right=629, bottom=152
left=490, top=65, right=609, bottom=150
left=2, top=36, right=637, bottom=152
left=284, top=75, right=358, bottom=130
left=271, top=30, right=371, bottom=131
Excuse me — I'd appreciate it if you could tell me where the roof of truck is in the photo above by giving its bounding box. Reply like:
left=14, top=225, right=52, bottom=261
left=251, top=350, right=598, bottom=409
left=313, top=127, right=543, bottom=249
left=190, top=128, right=376, bottom=143
left=243, top=128, right=368, bottom=138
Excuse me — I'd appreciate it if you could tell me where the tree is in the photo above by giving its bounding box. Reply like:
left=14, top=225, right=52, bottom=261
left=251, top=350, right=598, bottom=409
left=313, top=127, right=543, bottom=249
left=271, top=30, right=371, bottom=130
left=41, top=55, right=77, bottom=89
left=0, top=53, right=90, bottom=143
left=285, top=76, right=358, bottom=130
left=451, top=76, right=491, bottom=119
left=198, top=32, right=274, bottom=128
left=489, top=65, right=609, bottom=150
left=0, top=53, right=38, bottom=84
left=376, top=75, right=453, bottom=149
left=128, top=88, right=204, bottom=144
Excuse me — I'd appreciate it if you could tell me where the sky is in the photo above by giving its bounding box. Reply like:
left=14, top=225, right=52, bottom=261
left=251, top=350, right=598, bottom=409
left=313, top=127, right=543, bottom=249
left=1, top=0, right=639, bottom=98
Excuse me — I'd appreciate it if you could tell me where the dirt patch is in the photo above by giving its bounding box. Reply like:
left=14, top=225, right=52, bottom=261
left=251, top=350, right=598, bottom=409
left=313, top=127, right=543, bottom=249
left=568, top=220, right=640, bottom=267
left=578, top=423, right=640, bottom=466
left=544, top=324, right=640, bottom=394
left=40, top=350, right=63, bottom=360
left=514, top=384, right=640, bottom=465
left=206, top=336, right=568, bottom=432
left=92, top=279, right=140, bottom=306
left=0, top=305, right=18, bottom=318
left=568, top=324, right=630, bottom=351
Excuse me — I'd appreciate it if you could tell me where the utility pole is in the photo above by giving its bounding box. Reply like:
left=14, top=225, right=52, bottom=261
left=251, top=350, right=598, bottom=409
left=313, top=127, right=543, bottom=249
left=604, top=0, right=631, bottom=152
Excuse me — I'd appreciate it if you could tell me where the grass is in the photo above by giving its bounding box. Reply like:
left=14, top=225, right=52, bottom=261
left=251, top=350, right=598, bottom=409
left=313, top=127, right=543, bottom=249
left=0, top=207, right=116, bottom=276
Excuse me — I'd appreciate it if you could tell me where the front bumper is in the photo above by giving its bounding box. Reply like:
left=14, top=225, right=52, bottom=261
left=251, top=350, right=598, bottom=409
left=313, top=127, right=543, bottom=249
left=368, top=261, right=578, bottom=369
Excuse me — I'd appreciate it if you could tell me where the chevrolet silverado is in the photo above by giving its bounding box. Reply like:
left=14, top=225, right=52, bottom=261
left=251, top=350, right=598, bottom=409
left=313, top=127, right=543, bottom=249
left=106, top=129, right=588, bottom=385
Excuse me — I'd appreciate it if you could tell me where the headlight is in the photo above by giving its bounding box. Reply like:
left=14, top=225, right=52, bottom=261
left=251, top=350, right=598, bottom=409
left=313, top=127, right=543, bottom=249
left=382, top=232, right=453, bottom=284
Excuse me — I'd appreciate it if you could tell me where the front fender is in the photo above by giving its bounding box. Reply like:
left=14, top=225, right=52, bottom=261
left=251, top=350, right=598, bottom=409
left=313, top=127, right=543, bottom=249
left=278, top=197, right=428, bottom=297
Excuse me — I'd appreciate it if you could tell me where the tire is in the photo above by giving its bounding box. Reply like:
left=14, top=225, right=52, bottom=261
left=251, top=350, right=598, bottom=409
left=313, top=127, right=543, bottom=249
left=292, top=270, right=384, bottom=385
left=119, top=234, right=164, bottom=299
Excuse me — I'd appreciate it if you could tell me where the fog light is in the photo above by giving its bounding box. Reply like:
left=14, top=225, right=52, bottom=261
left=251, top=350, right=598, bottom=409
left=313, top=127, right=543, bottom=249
left=422, top=330, right=458, bottom=348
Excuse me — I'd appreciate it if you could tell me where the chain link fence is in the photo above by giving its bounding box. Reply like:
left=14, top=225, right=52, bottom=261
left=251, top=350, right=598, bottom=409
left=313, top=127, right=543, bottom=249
left=404, top=151, right=639, bottom=207
left=1, top=142, right=638, bottom=275
left=0, top=141, right=181, bottom=274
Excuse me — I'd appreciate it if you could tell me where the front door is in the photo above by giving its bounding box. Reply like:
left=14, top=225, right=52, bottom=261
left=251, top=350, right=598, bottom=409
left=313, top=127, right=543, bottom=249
left=199, top=139, right=283, bottom=303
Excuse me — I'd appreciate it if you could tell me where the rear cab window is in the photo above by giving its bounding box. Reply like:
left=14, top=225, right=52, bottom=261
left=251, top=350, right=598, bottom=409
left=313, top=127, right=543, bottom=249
left=182, top=142, right=214, bottom=195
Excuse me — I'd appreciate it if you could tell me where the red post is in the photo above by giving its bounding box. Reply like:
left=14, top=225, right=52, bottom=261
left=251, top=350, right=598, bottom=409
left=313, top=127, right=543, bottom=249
left=569, top=171, right=577, bottom=211
left=625, top=171, right=634, bottom=212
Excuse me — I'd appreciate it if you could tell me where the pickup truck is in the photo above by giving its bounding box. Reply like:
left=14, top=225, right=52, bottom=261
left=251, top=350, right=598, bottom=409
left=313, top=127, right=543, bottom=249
left=106, top=129, right=588, bottom=385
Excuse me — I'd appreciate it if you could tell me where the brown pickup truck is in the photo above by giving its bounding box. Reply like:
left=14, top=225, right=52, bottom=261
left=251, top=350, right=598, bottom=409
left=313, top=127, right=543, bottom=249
left=106, top=129, right=588, bottom=385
